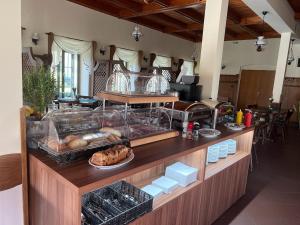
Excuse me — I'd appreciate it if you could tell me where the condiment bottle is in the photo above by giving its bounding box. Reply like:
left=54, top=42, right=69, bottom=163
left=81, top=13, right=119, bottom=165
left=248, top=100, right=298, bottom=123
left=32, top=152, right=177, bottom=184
left=236, top=109, right=243, bottom=125
left=187, top=122, right=194, bottom=140
left=244, top=111, right=253, bottom=127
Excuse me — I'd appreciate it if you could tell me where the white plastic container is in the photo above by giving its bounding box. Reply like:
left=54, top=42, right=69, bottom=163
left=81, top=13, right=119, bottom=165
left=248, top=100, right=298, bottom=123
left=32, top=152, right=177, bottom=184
left=152, top=176, right=179, bottom=193
left=207, top=144, right=220, bottom=164
left=141, top=185, right=164, bottom=198
left=226, top=139, right=237, bottom=154
left=165, top=162, right=199, bottom=187
left=218, top=142, right=228, bottom=158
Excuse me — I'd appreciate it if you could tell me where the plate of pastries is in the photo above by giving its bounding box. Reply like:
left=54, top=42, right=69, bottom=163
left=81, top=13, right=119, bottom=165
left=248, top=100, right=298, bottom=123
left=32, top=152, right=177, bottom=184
left=89, top=145, right=134, bottom=170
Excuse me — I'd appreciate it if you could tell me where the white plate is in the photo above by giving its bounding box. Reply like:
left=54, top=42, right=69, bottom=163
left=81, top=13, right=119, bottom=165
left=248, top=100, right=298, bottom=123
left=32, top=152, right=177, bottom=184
left=198, top=129, right=221, bottom=138
left=225, top=123, right=245, bottom=131
left=89, top=152, right=134, bottom=170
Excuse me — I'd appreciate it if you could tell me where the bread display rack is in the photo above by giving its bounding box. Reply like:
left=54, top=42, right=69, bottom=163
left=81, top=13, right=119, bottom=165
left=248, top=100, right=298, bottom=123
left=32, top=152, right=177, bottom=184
left=37, top=108, right=129, bottom=163
left=97, top=71, right=179, bottom=146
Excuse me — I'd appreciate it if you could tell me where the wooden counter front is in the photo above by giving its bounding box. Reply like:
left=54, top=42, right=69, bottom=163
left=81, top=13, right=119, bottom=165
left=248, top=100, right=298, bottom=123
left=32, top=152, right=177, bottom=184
left=29, top=127, right=254, bottom=225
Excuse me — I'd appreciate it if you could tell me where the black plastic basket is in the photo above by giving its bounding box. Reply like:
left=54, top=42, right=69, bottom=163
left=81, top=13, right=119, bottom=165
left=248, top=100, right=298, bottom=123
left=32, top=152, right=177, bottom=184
left=82, top=181, right=153, bottom=225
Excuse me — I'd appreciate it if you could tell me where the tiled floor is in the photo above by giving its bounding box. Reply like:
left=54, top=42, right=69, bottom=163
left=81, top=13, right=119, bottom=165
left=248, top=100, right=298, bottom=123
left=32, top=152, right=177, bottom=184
left=213, top=126, right=300, bottom=225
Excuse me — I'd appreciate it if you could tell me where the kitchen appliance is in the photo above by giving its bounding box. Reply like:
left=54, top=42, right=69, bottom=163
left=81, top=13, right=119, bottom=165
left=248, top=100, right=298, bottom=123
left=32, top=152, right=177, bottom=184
left=164, top=101, right=212, bottom=130
left=201, top=99, right=235, bottom=125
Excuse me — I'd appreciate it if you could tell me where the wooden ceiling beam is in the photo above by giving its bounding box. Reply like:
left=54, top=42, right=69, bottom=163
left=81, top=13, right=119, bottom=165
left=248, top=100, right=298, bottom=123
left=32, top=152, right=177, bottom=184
left=177, top=8, right=204, bottom=24
left=240, top=16, right=262, bottom=26
left=295, top=12, right=300, bottom=20
left=164, top=22, right=203, bottom=33
left=147, top=14, right=187, bottom=29
left=227, top=10, right=260, bottom=37
left=67, top=0, right=120, bottom=17
left=120, top=0, right=206, bottom=19
left=129, top=17, right=200, bottom=42
left=101, top=0, right=142, bottom=12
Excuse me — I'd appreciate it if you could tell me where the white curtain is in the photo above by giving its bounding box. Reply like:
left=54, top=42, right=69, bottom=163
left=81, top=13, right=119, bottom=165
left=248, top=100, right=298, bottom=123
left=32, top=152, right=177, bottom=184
left=113, top=48, right=140, bottom=72
left=51, top=36, right=93, bottom=96
left=153, top=55, right=171, bottom=68
left=180, top=61, right=195, bottom=76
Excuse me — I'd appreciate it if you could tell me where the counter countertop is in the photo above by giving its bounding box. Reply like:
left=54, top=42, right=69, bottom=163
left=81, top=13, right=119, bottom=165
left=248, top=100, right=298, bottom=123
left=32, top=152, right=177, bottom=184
left=29, top=126, right=254, bottom=194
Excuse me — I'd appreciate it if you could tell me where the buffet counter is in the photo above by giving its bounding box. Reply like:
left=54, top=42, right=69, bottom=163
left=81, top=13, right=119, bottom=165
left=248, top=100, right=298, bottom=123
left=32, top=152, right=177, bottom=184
left=29, top=126, right=254, bottom=225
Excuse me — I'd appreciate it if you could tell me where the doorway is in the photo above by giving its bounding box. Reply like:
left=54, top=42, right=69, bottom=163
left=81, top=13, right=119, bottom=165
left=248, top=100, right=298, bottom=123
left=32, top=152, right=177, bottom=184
left=237, top=70, right=275, bottom=109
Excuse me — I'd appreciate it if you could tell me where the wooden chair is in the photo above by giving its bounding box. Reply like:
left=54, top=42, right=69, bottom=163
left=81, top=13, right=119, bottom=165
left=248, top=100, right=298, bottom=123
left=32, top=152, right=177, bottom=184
left=0, top=108, right=29, bottom=225
left=269, top=108, right=294, bottom=143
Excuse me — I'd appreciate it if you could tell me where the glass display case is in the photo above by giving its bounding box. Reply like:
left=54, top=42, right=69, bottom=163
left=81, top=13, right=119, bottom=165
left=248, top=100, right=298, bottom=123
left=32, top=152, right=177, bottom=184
left=105, top=71, right=170, bottom=95
left=125, top=107, right=172, bottom=140
left=38, top=108, right=128, bottom=159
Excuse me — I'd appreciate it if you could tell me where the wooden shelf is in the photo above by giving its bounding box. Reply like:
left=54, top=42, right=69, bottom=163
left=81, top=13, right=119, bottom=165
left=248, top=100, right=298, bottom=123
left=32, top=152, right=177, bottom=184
left=133, top=175, right=202, bottom=210
left=205, top=151, right=250, bottom=180
left=130, top=131, right=179, bottom=147
left=97, top=92, right=179, bottom=104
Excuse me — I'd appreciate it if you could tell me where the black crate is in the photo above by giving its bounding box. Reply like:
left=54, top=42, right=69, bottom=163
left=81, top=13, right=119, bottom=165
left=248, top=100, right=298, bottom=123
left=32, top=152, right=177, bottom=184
left=82, top=181, right=153, bottom=225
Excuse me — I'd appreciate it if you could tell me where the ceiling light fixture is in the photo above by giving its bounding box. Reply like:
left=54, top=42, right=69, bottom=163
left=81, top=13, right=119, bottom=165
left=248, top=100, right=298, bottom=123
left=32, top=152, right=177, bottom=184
left=287, top=38, right=296, bottom=65
left=132, top=24, right=143, bottom=42
left=255, top=11, right=269, bottom=52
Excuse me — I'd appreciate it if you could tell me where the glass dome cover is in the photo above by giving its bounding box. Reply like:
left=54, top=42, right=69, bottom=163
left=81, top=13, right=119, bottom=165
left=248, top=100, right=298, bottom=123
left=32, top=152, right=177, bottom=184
left=105, top=71, right=170, bottom=95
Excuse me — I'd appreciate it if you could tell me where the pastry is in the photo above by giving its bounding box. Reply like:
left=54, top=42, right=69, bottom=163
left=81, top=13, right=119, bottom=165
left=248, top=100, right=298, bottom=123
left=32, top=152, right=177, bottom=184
left=100, top=127, right=122, bottom=137
left=90, top=145, right=131, bottom=166
left=68, top=138, right=88, bottom=149
left=63, top=135, right=79, bottom=143
left=47, top=139, right=67, bottom=152
left=107, top=134, right=121, bottom=142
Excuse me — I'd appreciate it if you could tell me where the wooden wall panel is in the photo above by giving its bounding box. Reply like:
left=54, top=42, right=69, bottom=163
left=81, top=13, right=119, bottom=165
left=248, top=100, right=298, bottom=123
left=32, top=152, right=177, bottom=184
left=281, top=78, right=300, bottom=122
left=218, top=75, right=239, bottom=105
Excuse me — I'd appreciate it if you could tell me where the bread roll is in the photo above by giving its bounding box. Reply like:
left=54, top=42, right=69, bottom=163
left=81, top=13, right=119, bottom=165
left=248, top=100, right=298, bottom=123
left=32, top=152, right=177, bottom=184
left=107, top=134, right=121, bottom=142
left=90, top=145, right=131, bottom=166
left=100, top=127, right=122, bottom=137
left=47, top=139, right=67, bottom=152
left=68, top=138, right=88, bottom=149
left=63, top=135, right=79, bottom=143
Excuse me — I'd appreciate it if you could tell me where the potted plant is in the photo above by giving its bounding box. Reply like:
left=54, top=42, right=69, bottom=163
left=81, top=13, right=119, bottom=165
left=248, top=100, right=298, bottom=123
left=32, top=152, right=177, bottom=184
left=23, top=67, right=57, bottom=148
left=23, top=67, right=57, bottom=118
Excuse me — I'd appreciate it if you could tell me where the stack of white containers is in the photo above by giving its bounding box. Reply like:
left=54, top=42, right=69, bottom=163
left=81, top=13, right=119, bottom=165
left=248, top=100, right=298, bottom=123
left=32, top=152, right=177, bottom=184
left=206, top=139, right=237, bottom=164
left=141, top=162, right=199, bottom=198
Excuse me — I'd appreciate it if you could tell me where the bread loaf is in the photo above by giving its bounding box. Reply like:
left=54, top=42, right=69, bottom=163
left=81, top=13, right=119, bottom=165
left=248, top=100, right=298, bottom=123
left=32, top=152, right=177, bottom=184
left=47, top=139, right=67, bottom=152
left=68, top=138, right=88, bottom=149
left=90, top=145, right=131, bottom=166
left=100, top=127, right=122, bottom=137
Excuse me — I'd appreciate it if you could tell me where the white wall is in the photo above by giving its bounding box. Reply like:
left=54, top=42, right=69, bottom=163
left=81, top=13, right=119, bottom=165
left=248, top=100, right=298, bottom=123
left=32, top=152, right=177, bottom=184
left=221, top=38, right=281, bottom=75
left=0, top=0, right=23, bottom=225
left=21, top=0, right=195, bottom=67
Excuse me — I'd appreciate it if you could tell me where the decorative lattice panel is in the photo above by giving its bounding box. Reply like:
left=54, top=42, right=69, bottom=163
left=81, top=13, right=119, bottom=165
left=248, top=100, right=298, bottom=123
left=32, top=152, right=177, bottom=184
left=93, top=61, right=110, bottom=96
left=162, top=69, right=172, bottom=82
left=22, top=52, right=37, bottom=76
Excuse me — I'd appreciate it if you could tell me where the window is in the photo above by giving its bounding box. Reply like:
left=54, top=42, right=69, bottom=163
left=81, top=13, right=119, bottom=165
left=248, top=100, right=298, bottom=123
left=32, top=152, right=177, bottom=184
left=181, top=61, right=194, bottom=76
left=53, top=51, right=79, bottom=98
left=153, top=55, right=172, bottom=68
left=113, top=48, right=140, bottom=72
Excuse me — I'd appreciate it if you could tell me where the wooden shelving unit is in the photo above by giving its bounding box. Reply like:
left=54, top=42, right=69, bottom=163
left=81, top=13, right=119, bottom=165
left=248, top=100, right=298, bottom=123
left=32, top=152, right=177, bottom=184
left=97, top=92, right=179, bottom=104
left=124, top=148, right=206, bottom=210
left=204, top=131, right=253, bottom=180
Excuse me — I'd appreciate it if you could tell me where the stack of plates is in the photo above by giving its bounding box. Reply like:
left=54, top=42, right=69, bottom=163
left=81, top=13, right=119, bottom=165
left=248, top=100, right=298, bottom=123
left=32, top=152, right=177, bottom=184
left=207, top=144, right=220, bottom=163
left=225, top=139, right=237, bottom=154
left=218, top=142, right=228, bottom=158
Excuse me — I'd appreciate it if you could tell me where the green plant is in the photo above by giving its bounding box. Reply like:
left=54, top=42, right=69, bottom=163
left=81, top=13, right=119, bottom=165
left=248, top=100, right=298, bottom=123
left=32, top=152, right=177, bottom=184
left=23, top=67, right=56, bottom=117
